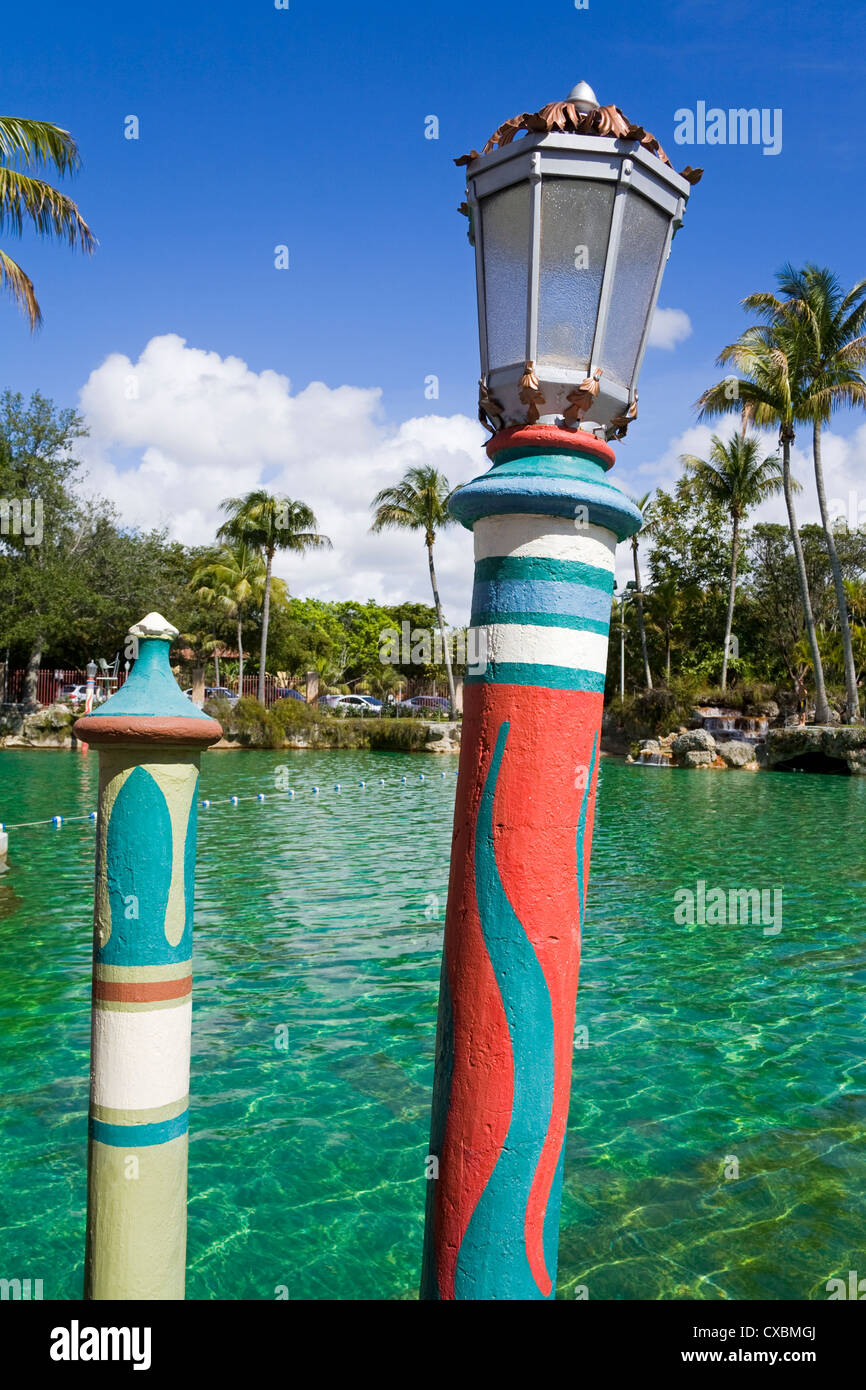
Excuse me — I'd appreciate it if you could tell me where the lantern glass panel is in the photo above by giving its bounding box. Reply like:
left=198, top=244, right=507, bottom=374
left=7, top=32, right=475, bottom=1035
left=480, top=182, right=531, bottom=370
left=537, top=177, right=615, bottom=370
left=602, top=191, right=670, bottom=387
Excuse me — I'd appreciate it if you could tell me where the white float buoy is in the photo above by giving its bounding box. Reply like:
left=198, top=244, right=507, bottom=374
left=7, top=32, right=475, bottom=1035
left=52, top=816, right=63, bottom=827
left=334, top=784, right=341, bottom=792
left=379, top=778, right=385, bottom=785
left=257, top=793, right=266, bottom=802
left=401, top=776, right=407, bottom=783
left=202, top=800, right=211, bottom=809
left=287, top=789, right=295, bottom=798
left=359, top=781, right=366, bottom=788
left=312, top=786, right=319, bottom=794
left=230, top=796, right=239, bottom=805
left=90, top=809, right=99, bottom=819
left=419, top=773, right=425, bottom=780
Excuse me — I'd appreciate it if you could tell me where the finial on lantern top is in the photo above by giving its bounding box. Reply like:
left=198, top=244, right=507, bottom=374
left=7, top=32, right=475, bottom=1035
left=566, top=80, right=600, bottom=113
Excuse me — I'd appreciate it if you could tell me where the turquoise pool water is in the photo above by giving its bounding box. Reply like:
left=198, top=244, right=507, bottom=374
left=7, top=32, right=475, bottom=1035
left=0, top=749, right=864, bottom=1300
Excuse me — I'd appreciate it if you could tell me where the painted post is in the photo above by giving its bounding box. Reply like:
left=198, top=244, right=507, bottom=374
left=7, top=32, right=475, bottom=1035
left=420, top=424, right=641, bottom=1300
left=73, top=612, right=222, bottom=1300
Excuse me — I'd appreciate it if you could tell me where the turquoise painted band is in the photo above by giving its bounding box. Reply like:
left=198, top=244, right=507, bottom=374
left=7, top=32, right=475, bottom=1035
left=450, top=450, right=643, bottom=542
left=89, top=1111, right=190, bottom=1147
left=464, top=663, right=606, bottom=693
left=470, top=610, right=610, bottom=636
left=473, top=555, right=614, bottom=590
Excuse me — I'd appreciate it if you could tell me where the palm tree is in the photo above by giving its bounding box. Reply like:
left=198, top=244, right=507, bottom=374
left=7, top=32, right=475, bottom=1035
left=682, top=432, right=785, bottom=691
left=0, top=117, right=95, bottom=326
left=746, top=265, right=866, bottom=721
left=366, top=662, right=402, bottom=709
left=370, top=466, right=458, bottom=713
left=647, top=577, right=681, bottom=684
left=310, top=648, right=348, bottom=696
left=698, top=325, right=832, bottom=724
left=190, top=542, right=269, bottom=694
left=218, top=490, right=331, bottom=704
left=630, top=492, right=654, bottom=691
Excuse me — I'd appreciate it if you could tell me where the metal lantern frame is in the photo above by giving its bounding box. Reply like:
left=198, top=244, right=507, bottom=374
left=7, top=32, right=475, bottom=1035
left=466, top=129, right=693, bottom=434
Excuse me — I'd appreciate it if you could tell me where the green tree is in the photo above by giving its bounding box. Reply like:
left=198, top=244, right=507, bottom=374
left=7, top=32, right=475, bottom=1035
left=682, top=432, right=784, bottom=690
left=370, top=466, right=458, bottom=712
left=218, top=490, right=331, bottom=703
left=643, top=478, right=731, bottom=683
left=698, top=323, right=832, bottom=723
left=191, top=543, right=270, bottom=693
left=646, top=577, right=682, bottom=684
left=0, top=390, right=89, bottom=702
left=747, top=265, right=866, bottom=720
left=630, top=491, right=654, bottom=691
left=0, top=116, right=95, bottom=326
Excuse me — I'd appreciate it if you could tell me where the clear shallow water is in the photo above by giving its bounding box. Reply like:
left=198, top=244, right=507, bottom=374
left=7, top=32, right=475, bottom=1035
left=0, top=749, right=864, bottom=1300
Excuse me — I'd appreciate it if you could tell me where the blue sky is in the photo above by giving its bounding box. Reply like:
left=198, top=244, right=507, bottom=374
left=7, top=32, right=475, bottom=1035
left=2, top=0, right=865, bottom=615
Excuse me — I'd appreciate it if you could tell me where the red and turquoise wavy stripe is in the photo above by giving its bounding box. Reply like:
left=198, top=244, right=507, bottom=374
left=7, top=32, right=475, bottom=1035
left=454, top=720, right=557, bottom=1299
left=425, top=683, right=600, bottom=1299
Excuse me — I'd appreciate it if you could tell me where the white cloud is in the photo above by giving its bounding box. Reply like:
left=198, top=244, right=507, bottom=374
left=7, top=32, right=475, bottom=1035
left=647, top=306, right=692, bottom=350
left=76, top=334, right=485, bottom=623
left=614, top=418, right=866, bottom=586
left=77, top=333, right=866, bottom=628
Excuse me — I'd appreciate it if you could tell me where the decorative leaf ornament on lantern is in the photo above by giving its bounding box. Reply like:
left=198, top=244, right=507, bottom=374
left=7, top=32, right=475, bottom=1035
left=458, top=81, right=702, bottom=442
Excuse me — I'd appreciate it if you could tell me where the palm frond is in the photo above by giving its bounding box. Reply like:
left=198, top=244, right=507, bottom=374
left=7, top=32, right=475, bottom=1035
left=0, top=168, right=95, bottom=250
left=370, top=465, right=454, bottom=535
left=0, top=117, right=80, bottom=174
left=0, top=246, right=40, bottom=327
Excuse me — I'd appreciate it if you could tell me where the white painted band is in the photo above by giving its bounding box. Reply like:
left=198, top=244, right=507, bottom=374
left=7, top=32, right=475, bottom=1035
left=471, top=623, right=609, bottom=674
left=473, top=513, right=617, bottom=569
left=90, top=999, right=192, bottom=1111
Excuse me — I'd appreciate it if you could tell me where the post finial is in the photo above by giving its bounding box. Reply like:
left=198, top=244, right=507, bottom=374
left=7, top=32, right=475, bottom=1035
left=566, top=80, right=600, bottom=113
left=129, top=612, right=179, bottom=642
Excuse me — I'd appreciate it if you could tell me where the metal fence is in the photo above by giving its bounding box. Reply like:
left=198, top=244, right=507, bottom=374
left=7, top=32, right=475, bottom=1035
left=1, top=666, right=450, bottom=710
left=1, top=667, right=128, bottom=706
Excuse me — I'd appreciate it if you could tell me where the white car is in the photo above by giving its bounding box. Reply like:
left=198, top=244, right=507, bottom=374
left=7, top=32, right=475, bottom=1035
left=183, top=687, right=239, bottom=705
left=57, top=683, right=107, bottom=708
left=333, top=694, right=381, bottom=716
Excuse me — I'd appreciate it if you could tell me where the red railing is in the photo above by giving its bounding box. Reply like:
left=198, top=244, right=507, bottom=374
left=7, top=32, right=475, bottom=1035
left=1, top=667, right=128, bottom=706
left=236, top=674, right=282, bottom=706
left=1, top=666, right=449, bottom=709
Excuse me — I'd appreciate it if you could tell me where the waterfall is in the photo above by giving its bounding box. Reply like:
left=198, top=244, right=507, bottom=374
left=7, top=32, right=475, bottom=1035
left=695, top=707, right=768, bottom=746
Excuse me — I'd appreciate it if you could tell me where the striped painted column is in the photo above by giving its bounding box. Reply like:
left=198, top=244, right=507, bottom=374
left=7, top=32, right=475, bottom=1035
left=421, top=426, right=641, bottom=1300
left=73, top=613, right=221, bottom=1300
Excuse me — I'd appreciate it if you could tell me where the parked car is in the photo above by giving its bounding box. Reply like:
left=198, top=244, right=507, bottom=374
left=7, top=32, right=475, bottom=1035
left=57, top=683, right=107, bottom=708
left=398, top=695, right=452, bottom=716
left=333, top=694, right=382, bottom=716
left=184, top=686, right=239, bottom=705
left=273, top=687, right=305, bottom=703
left=317, top=693, right=341, bottom=710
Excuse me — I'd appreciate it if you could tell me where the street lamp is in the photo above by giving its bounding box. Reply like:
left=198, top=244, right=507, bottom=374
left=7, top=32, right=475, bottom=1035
left=462, top=80, right=700, bottom=439
left=421, top=82, right=698, bottom=1302
left=85, top=658, right=98, bottom=714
